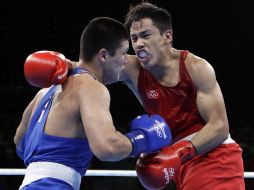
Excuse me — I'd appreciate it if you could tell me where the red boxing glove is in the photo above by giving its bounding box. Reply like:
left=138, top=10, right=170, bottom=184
left=136, top=140, right=196, bottom=190
left=24, top=51, right=70, bottom=88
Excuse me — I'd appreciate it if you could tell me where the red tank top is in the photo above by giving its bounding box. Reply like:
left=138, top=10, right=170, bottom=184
left=138, top=50, right=206, bottom=142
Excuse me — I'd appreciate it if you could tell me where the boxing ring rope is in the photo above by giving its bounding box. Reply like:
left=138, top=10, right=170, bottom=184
left=0, top=169, right=253, bottom=178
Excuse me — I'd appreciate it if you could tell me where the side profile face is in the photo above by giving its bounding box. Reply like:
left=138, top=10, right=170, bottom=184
left=130, top=18, right=172, bottom=68
left=102, top=40, right=129, bottom=84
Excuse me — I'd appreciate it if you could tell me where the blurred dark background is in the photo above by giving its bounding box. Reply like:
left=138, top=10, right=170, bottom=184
left=0, top=0, right=253, bottom=189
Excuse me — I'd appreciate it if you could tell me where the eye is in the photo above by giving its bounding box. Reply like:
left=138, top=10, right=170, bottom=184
left=131, top=36, right=137, bottom=42
left=142, top=33, right=150, bottom=39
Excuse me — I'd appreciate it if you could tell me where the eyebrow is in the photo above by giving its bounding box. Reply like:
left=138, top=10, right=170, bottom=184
left=130, top=29, right=151, bottom=37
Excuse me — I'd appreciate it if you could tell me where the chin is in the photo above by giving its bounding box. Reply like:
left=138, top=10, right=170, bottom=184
left=140, top=58, right=153, bottom=68
left=141, top=62, right=152, bottom=69
left=104, top=78, right=118, bottom=85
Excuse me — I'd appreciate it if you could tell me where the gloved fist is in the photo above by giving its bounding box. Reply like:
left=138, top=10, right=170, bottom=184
left=24, top=51, right=70, bottom=88
left=125, top=114, right=172, bottom=157
left=136, top=140, right=196, bottom=190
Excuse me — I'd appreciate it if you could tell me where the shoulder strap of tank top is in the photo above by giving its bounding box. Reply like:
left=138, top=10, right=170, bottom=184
left=28, top=85, right=58, bottom=131
left=179, top=50, right=190, bottom=71
left=69, top=67, right=97, bottom=80
left=180, top=50, right=189, bottom=62
left=16, top=85, right=59, bottom=158
left=179, top=50, right=191, bottom=82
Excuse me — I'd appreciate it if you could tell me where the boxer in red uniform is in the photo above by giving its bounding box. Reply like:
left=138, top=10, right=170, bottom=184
left=120, top=2, right=245, bottom=190
left=15, top=17, right=172, bottom=189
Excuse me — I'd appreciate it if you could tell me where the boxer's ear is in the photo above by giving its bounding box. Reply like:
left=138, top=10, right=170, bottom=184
left=98, top=48, right=110, bottom=63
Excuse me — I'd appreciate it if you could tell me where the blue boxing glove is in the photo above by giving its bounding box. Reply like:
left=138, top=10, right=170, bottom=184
left=125, top=114, right=172, bottom=157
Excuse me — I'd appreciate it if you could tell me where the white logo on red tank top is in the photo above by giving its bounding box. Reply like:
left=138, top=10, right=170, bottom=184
left=146, top=89, right=159, bottom=99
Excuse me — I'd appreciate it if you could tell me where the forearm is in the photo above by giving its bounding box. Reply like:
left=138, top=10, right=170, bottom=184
left=190, top=121, right=229, bottom=155
left=94, top=131, right=132, bottom=162
left=94, top=114, right=171, bottom=161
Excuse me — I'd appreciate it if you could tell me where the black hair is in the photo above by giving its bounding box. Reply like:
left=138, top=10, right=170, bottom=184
left=125, top=2, right=172, bottom=35
left=80, top=17, right=129, bottom=62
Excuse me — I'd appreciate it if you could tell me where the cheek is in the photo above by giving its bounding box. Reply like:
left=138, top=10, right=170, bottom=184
left=151, top=43, right=162, bottom=55
left=116, top=57, right=125, bottom=66
left=110, top=60, right=121, bottom=72
left=131, top=42, right=137, bottom=49
left=150, top=40, right=160, bottom=48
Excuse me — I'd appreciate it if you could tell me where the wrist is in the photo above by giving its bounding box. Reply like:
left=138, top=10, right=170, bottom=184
left=175, top=140, right=196, bottom=164
left=125, top=130, right=148, bottom=157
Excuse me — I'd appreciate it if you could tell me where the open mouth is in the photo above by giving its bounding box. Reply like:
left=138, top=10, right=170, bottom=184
left=136, top=50, right=150, bottom=63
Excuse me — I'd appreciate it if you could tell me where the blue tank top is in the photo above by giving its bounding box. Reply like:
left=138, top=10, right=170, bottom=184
left=16, top=67, right=95, bottom=175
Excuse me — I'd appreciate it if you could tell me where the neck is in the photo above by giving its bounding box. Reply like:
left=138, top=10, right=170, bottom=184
left=74, top=60, right=103, bottom=82
left=149, top=48, right=180, bottom=80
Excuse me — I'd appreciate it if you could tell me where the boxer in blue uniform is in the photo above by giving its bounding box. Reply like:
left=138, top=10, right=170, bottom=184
left=14, top=17, right=172, bottom=190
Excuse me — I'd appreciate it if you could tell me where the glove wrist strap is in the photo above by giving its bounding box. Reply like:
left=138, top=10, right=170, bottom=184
left=176, top=140, right=196, bottom=164
left=125, top=130, right=148, bottom=157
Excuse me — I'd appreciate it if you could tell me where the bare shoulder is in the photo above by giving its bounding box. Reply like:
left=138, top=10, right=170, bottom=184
left=76, top=75, right=110, bottom=103
left=126, top=54, right=140, bottom=72
left=32, top=88, right=51, bottom=108
left=185, top=52, right=216, bottom=90
left=127, top=54, right=139, bottom=65
left=36, top=88, right=49, bottom=98
left=120, top=54, right=141, bottom=82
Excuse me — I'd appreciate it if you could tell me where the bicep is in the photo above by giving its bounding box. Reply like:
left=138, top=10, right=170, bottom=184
left=191, top=61, right=229, bottom=154
left=189, top=57, right=228, bottom=125
left=197, top=81, right=228, bottom=126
